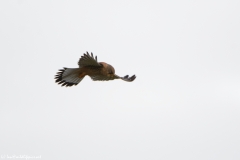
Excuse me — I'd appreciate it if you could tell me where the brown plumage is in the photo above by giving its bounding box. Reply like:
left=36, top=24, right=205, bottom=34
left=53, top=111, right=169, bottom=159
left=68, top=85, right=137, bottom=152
left=55, top=52, right=136, bottom=87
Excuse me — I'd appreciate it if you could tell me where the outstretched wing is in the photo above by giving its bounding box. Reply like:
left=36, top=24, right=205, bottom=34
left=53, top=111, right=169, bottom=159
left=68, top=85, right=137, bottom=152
left=78, top=52, right=101, bottom=67
left=90, top=75, right=116, bottom=81
left=121, top=75, right=136, bottom=82
left=115, top=74, right=136, bottom=82
left=90, top=74, right=136, bottom=82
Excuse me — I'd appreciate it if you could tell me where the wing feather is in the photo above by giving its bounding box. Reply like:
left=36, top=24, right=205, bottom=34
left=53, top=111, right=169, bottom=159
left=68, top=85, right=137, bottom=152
left=90, top=75, right=116, bottom=81
left=78, top=52, right=101, bottom=67
left=90, top=74, right=136, bottom=82
left=116, top=74, right=136, bottom=82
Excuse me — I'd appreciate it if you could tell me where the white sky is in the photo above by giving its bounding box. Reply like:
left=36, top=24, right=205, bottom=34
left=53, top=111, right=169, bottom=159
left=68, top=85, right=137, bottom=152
left=0, top=0, right=240, bottom=160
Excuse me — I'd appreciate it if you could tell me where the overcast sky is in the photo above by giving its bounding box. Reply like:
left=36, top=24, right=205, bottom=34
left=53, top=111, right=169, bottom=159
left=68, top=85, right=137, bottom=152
left=0, top=0, right=240, bottom=160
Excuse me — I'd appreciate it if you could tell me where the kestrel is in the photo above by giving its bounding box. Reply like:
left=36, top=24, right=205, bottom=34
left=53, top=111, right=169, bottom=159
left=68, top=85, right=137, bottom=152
left=55, top=52, right=136, bottom=87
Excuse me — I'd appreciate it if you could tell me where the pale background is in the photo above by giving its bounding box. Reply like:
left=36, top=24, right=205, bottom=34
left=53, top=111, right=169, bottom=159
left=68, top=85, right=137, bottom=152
left=0, top=0, right=240, bottom=160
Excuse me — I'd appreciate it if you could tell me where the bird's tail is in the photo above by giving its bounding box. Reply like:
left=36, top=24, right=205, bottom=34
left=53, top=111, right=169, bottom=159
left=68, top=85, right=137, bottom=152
left=55, top=68, right=85, bottom=87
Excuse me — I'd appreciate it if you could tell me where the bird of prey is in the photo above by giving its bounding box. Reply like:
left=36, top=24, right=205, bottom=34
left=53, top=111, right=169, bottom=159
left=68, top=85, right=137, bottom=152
left=55, top=52, right=136, bottom=87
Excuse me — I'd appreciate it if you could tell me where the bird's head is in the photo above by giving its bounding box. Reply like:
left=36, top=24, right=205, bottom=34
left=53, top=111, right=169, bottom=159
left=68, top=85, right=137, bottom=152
left=99, top=62, right=116, bottom=77
left=107, top=64, right=115, bottom=75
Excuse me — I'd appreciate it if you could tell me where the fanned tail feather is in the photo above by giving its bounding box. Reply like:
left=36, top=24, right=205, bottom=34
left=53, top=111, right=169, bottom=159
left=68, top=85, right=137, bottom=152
left=54, top=68, right=84, bottom=87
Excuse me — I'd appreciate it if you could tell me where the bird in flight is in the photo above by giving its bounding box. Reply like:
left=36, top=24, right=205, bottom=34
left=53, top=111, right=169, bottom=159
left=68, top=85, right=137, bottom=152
left=55, top=52, right=136, bottom=87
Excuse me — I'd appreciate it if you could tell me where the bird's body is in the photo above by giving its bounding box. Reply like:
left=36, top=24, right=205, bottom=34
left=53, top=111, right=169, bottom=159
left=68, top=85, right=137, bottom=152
left=74, top=62, right=115, bottom=79
left=55, top=52, right=136, bottom=87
